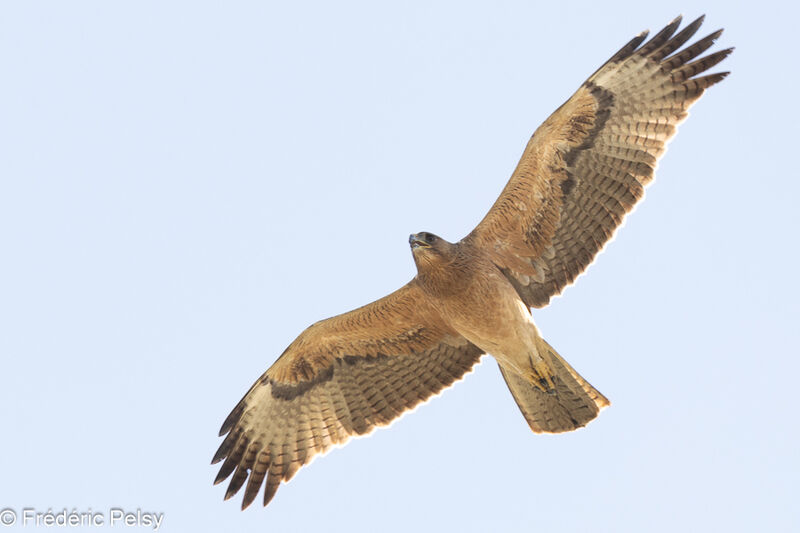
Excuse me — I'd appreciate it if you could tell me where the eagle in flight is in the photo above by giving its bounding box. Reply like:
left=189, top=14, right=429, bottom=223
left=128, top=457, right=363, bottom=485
left=213, top=15, right=731, bottom=508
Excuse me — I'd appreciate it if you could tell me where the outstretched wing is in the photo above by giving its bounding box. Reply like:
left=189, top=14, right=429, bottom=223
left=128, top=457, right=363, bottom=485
left=212, top=281, right=484, bottom=509
left=464, top=16, right=731, bottom=308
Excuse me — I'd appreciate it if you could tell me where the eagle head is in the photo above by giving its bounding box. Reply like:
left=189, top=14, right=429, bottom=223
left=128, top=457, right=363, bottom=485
left=409, top=232, right=456, bottom=269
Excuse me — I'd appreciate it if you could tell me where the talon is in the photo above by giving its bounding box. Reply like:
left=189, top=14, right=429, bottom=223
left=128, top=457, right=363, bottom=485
left=537, top=376, right=557, bottom=395
left=529, top=360, right=557, bottom=394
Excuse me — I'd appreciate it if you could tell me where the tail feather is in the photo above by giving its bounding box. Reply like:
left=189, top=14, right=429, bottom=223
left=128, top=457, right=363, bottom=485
left=499, top=339, right=609, bottom=433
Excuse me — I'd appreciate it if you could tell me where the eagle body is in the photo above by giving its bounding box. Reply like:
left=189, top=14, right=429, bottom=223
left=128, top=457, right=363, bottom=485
left=412, top=236, right=551, bottom=382
left=213, top=16, right=731, bottom=509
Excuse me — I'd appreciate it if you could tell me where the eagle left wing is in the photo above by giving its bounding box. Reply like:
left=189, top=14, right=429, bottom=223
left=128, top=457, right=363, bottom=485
left=212, top=281, right=484, bottom=509
left=464, top=16, right=731, bottom=307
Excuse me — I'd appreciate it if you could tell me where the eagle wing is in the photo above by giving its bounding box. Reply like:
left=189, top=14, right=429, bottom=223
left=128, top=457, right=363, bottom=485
left=212, top=281, right=484, bottom=508
left=464, top=16, right=731, bottom=307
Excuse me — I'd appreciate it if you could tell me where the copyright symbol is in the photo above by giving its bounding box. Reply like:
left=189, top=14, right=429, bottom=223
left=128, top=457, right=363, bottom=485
left=0, top=509, right=15, bottom=526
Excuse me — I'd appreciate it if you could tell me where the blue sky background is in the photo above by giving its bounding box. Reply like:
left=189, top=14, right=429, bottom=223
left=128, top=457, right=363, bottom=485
left=1, top=1, right=798, bottom=532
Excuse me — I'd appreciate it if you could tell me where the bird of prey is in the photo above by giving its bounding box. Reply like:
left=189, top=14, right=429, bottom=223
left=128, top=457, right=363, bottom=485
left=213, top=15, right=731, bottom=509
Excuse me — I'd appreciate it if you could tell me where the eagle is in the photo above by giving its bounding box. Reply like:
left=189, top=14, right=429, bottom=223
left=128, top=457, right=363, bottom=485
left=212, top=15, right=731, bottom=509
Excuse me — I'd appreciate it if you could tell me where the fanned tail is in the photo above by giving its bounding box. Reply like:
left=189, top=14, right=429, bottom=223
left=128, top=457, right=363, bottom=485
left=499, top=339, right=609, bottom=433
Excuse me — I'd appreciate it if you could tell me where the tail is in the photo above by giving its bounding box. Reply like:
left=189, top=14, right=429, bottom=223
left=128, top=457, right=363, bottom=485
left=498, top=339, right=609, bottom=433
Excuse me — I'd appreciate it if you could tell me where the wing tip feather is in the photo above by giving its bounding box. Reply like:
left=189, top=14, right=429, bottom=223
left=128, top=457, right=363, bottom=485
left=241, top=490, right=258, bottom=511
left=219, top=403, right=245, bottom=436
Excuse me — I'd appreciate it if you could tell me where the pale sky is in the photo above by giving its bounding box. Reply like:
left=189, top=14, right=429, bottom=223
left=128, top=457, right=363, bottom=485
left=1, top=1, right=798, bottom=532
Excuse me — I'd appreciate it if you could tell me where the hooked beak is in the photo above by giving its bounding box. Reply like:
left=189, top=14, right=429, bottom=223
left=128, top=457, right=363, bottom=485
left=409, top=233, right=429, bottom=249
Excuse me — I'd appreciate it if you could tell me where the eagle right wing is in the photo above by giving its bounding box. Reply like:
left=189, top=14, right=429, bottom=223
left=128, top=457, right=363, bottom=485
left=465, top=16, right=731, bottom=307
left=212, top=281, right=484, bottom=509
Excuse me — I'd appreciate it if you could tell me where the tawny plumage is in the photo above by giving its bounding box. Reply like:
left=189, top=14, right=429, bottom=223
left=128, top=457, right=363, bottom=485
left=213, top=15, right=731, bottom=509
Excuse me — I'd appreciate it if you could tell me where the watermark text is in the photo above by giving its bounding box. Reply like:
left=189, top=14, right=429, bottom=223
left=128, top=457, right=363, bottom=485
left=0, top=508, right=163, bottom=530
